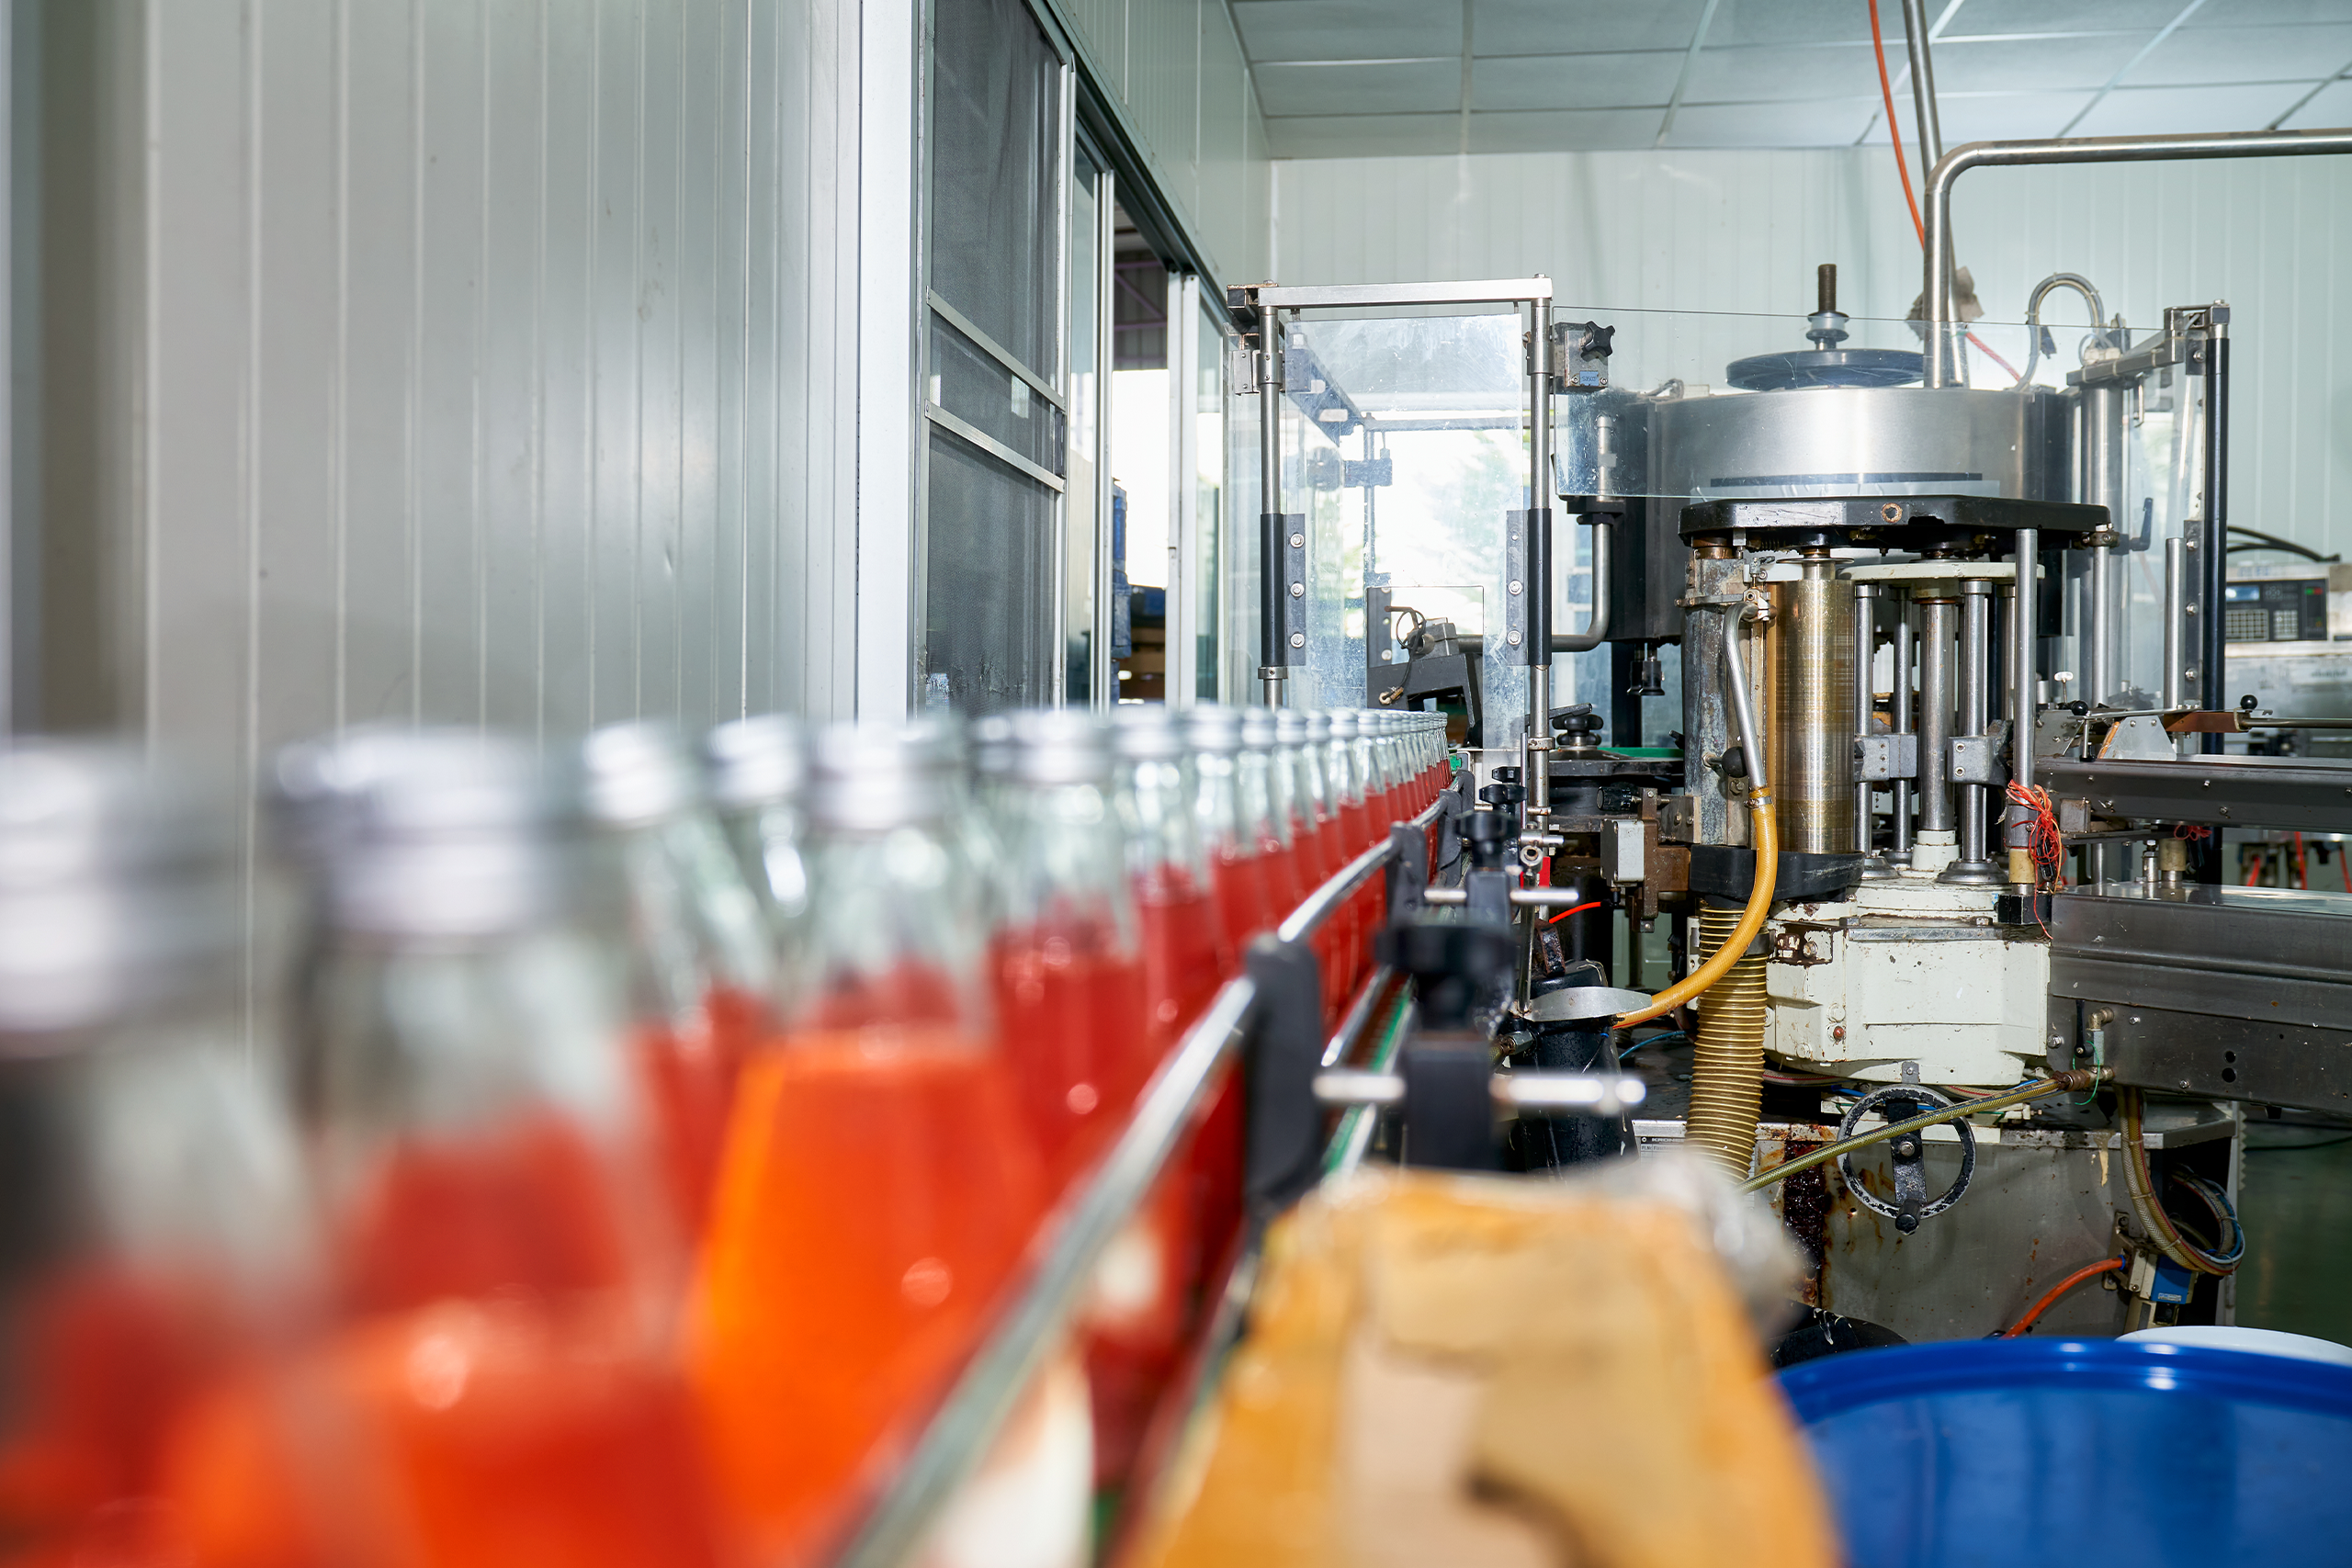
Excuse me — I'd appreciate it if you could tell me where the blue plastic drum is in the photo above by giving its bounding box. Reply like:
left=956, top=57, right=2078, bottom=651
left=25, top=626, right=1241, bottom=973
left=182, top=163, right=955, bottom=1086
left=1778, top=1338, right=2352, bottom=1568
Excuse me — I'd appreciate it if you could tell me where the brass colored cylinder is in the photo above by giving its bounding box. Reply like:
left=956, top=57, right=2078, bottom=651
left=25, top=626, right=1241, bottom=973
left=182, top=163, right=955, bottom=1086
left=1767, top=571, right=1858, bottom=854
left=1686, top=904, right=1770, bottom=1178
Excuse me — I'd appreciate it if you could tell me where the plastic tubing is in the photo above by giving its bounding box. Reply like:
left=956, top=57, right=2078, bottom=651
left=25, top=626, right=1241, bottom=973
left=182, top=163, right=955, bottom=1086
left=2002, top=1258, right=2123, bottom=1337
left=1612, top=615, right=1777, bottom=1032
left=2120, top=1088, right=2239, bottom=1276
left=1738, top=1074, right=2098, bottom=1194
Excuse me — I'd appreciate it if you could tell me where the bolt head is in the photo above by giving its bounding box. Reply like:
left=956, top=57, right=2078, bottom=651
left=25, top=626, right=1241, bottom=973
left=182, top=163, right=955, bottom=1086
left=1289, top=532, right=1304, bottom=548
left=1289, top=581, right=1306, bottom=598
left=1288, top=632, right=1306, bottom=649
left=1508, top=631, right=1523, bottom=647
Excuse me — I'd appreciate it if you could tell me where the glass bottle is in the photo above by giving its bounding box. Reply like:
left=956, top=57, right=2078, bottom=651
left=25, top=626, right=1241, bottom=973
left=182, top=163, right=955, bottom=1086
left=703, top=714, right=814, bottom=947
left=1182, top=706, right=1270, bottom=945
left=1238, top=708, right=1304, bottom=920
left=277, top=726, right=720, bottom=1568
left=581, top=721, right=776, bottom=1235
left=992, top=710, right=1147, bottom=1189
left=0, top=747, right=312, bottom=1568
left=1109, top=705, right=1233, bottom=1055
left=687, top=722, right=1046, bottom=1566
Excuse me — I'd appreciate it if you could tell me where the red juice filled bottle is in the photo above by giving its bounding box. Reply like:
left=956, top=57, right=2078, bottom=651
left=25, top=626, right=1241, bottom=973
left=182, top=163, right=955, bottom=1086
left=1327, top=710, right=1375, bottom=995
left=580, top=722, right=778, bottom=1239
left=1091, top=706, right=1228, bottom=1484
left=272, top=727, right=721, bottom=1568
left=1238, top=710, right=1305, bottom=921
left=994, top=710, right=1147, bottom=1190
left=1277, top=711, right=1346, bottom=1030
left=0, top=747, right=320, bottom=1568
left=1109, top=705, right=1232, bottom=1062
left=688, top=723, right=1051, bottom=1566
left=1182, top=706, right=1270, bottom=949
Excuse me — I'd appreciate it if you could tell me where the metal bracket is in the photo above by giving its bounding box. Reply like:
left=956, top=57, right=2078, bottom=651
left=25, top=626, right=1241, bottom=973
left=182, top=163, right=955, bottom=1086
left=1243, top=936, right=1329, bottom=1218
left=1547, top=320, right=1613, bottom=390
left=1272, top=512, right=1308, bottom=661
left=1949, top=733, right=2003, bottom=784
left=1399, top=1042, right=1499, bottom=1170
left=1385, top=820, right=1429, bottom=925
left=1855, top=733, right=1919, bottom=783
left=1501, top=510, right=1531, bottom=655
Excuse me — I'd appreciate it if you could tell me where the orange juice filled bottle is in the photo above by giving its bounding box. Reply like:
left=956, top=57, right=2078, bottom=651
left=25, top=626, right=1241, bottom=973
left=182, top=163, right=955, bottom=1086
left=1183, top=707, right=1270, bottom=946
left=993, top=710, right=1147, bottom=1189
left=688, top=722, right=1048, bottom=1566
left=579, top=722, right=777, bottom=1236
left=273, top=728, right=719, bottom=1568
left=0, top=747, right=316, bottom=1568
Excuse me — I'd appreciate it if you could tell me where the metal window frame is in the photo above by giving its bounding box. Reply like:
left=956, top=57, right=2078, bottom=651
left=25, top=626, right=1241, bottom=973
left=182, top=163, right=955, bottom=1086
left=912, top=0, right=1075, bottom=713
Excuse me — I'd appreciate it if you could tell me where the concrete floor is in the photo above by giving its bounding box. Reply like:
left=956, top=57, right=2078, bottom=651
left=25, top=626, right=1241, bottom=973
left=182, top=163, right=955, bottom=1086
left=2234, top=1125, right=2352, bottom=1344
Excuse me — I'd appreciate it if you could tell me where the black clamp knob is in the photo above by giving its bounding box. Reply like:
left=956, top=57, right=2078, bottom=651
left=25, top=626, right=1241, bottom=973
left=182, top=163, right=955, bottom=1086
left=1463, top=808, right=1511, bottom=871
left=1376, top=920, right=1516, bottom=1032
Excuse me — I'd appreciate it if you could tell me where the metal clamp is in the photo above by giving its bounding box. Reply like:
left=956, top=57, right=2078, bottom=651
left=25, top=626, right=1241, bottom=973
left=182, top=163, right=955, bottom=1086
left=1855, top=733, right=1918, bottom=783
left=1837, top=1078, right=1977, bottom=1233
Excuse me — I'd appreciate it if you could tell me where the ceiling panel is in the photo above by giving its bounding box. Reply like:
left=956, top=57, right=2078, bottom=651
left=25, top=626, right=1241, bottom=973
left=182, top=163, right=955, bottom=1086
left=2068, top=79, right=2312, bottom=133
left=1662, top=96, right=1881, bottom=147
left=1262, top=112, right=1465, bottom=158
left=1232, top=0, right=1462, bottom=64
left=2176, top=0, right=2352, bottom=24
left=1707, top=0, right=1882, bottom=47
left=1911, top=89, right=2103, bottom=141
left=1928, top=32, right=2153, bottom=91
left=1942, top=0, right=2189, bottom=31
left=1254, top=59, right=1464, bottom=116
left=1467, top=107, right=1669, bottom=151
left=1471, top=0, right=1710, bottom=57
left=2126, top=21, right=2352, bottom=84
left=1470, top=51, right=1684, bottom=111
left=2279, top=75, right=2352, bottom=120
left=1687, top=43, right=1886, bottom=101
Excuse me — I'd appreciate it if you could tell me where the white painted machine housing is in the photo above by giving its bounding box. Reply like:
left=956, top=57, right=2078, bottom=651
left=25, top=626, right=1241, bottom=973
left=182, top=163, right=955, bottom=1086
left=1762, top=877, right=2050, bottom=1086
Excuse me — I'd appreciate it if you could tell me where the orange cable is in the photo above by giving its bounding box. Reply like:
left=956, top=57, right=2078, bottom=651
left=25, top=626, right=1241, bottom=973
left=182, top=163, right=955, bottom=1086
left=1868, top=0, right=1926, bottom=244
left=2002, top=1258, right=2123, bottom=1337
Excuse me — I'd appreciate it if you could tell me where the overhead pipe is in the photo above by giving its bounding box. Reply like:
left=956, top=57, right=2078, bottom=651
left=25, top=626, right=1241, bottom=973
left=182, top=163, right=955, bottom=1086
left=1924, top=127, right=2352, bottom=388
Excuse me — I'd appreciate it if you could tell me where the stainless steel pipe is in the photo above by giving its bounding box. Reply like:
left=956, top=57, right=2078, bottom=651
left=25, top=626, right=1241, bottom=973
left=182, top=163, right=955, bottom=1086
left=2162, top=536, right=2187, bottom=713
left=1916, top=595, right=1957, bottom=835
left=1925, top=128, right=2352, bottom=387
left=1854, top=582, right=1881, bottom=855
left=1943, top=580, right=1999, bottom=883
left=1891, top=592, right=1915, bottom=859
left=2007, top=528, right=2041, bottom=884
left=1768, top=562, right=1857, bottom=854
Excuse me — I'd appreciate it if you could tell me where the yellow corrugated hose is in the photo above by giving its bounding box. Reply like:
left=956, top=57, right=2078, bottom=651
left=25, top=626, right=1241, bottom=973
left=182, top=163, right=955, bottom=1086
left=1610, top=609, right=1780, bottom=1176
left=1683, top=902, right=1772, bottom=1177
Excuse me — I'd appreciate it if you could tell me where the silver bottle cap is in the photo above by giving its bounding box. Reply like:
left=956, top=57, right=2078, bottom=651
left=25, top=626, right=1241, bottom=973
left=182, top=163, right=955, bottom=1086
left=703, top=716, right=807, bottom=811
left=808, top=721, right=956, bottom=830
left=273, top=728, right=554, bottom=941
left=1182, top=704, right=1242, bottom=757
left=1108, top=705, right=1186, bottom=762
left=580, top=721, right=703, bottom=829
left=1007, top=708, right=1111, bottom=786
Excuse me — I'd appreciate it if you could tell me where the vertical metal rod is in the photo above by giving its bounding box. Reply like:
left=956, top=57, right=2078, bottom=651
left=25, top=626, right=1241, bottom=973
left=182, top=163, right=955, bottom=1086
left=2162, top=536, right=2187, bottom=712
left=2199, top=317, right=2230, bottom=750
left=1853, top=583, right=1881, bottom=856
left=2007, top=528, right=2041, bottom=884
left=2083, top=384, right=2123, bottom=705
left=1891, top=591, right=1915, bottom=858
left=1258, top=319, right=1285, bottom=706
left=1917, top=597, right=1956, bottom=835
left=1526, top=300, right=1555, bottom=817
left=1945, top=581, right=1996, bottom=880
left=1898, top=0, right=1944, bottom=172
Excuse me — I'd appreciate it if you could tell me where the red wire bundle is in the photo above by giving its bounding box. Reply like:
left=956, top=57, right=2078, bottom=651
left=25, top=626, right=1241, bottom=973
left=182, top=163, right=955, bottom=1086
left=2005, top=781, right=2065, bottom=887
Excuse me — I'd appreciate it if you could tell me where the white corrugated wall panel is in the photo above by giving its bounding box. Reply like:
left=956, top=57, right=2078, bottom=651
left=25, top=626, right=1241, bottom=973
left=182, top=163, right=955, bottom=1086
left=1272, top=147, right=2352, bottom=558
left=60, top=0, right=863, bottom=1022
